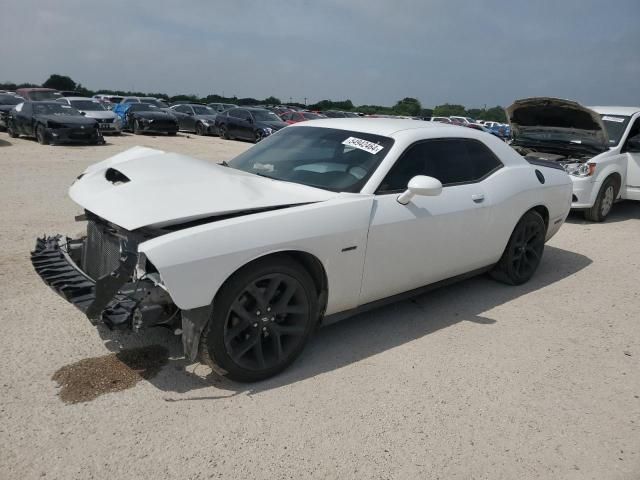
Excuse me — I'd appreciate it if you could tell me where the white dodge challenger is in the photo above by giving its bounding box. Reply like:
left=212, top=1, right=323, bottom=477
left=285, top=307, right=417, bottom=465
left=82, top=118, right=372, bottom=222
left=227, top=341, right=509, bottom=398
left=32, top=119, right=572, bottom=381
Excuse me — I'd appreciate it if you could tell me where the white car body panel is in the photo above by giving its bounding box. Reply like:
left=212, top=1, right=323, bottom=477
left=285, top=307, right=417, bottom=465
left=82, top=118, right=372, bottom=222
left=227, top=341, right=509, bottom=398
left=68, top=118, right=572, bottom=315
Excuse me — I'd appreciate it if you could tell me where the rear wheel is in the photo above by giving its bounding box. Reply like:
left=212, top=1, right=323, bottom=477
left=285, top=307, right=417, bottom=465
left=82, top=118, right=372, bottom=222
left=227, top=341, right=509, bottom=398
left=584, top=177, right=617, bottom=222
left=490, top=210, right=546, bottom=285
left=36, top=125, right=49, bottom=145
left=200, top=255, right=318, bottom=382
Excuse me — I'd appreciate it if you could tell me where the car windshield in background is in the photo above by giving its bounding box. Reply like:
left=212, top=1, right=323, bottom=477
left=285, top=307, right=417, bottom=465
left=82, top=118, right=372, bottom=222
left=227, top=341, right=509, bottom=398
left=227, top=126, right=394, bottom=192
left=600, top=114, right=631, bottom=146
left=129, top=103, right=160, bottom=112
left=70, top=100, right=106, bottom=111
left=30, top=91, right=62, bottom=101
left=302, top=113, right=323, bottom=120
left=0, top=95, right=23, bottom=105
left=33, top=103, right=82, bottom=116
left=193, top=106, right=214, bottom=115
left=252, top=110, right=281, bottom=122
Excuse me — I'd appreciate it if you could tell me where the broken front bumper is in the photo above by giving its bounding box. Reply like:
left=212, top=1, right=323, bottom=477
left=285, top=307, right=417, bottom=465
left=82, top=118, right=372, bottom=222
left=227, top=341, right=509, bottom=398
left=31, top=235, right=174, bottom=330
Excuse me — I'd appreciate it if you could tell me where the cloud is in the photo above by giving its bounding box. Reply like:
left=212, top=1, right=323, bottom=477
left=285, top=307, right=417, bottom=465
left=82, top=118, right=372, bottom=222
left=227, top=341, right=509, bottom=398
left=1, top=0, right=639, bottom=107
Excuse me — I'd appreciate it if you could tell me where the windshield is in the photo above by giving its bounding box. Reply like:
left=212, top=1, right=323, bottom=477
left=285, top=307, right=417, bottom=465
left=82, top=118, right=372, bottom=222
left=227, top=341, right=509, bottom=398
left=29, top=91, right=62, bottom=101
left=252, top=110, right=281, bottom=122
left=70, top=100, right=106, bottom=111
left=33, top=103, right=82, bottom=116
left=227, top=126, right=394, bottom=192
left=193, top=105, right=214, bottom=115
left=600, top=114, right=631, bottom=146
left=140, top=99, right=165, bottom=108
left=0, top=95, right=23, bottom=105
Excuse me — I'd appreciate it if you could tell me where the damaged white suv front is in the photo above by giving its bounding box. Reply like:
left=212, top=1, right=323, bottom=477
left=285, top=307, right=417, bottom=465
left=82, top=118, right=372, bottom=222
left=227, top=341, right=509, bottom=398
left=507, top=98, right=640, bottom=221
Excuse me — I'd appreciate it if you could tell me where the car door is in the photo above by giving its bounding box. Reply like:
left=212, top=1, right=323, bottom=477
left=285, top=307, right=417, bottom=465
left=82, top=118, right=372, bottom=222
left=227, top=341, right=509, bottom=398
left=359, top=138, right=503, bottom=305
left=183, top=106, right=197, bottom=131
left=226, top=109, right=243, bottom=137
left=237, top=110, right=254, bottom=139
left=14, top=102, right=33, bottom=135
left=622, top=115, right=640, bottom=200
left=171, top=105, right=189, bottom=130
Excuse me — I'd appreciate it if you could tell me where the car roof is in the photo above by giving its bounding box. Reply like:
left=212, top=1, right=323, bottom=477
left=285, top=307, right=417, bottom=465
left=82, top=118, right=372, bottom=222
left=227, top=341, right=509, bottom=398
left=588, top=106, right=640, bottom=116
left=290, top=118, right=465, bottom=137
left=62, top=97, right=97, bottom=102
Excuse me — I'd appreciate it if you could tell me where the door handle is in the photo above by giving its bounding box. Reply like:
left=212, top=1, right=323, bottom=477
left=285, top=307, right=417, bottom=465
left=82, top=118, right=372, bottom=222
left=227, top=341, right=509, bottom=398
left=471, top=193, right=485, bottom=203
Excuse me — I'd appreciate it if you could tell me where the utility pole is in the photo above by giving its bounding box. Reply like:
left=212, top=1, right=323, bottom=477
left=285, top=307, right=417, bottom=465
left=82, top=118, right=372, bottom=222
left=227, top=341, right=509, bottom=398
left=304, top=97, right=307, bottom=105
left=289, top=96, right=292, bottom=104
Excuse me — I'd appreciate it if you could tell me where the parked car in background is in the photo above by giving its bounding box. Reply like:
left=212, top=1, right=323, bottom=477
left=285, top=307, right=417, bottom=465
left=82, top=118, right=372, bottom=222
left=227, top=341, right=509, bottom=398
left=450, top=116, right=475, bottom=125
left=280, top=111, right=325, bottom=124
left=0, top=93, right=24, bottom=130
left=31, top=118, right=572, bottom=381
left=59, top=91, right=83, bottom=97
left=93, top=94, right=125, bottom=106
left=207, top=102, right=237, bottom=113
left=15, top=88, right=62, bottom=101
left=431, top=116, right=453, bottom=124
left=56, top=97, right=121, bottom=134
left=215, top=107, right=287, bottom=142
left=112, top=102, right=178, bottom=135
left=7, top=101, right=103, bottom=145
left=465, top=122, right=502, bottom=138
left=169, top=103, right=219, bottom=135
left=507, top=97, right=640, bottom=221
left=323, top=110, right=348, bottom=118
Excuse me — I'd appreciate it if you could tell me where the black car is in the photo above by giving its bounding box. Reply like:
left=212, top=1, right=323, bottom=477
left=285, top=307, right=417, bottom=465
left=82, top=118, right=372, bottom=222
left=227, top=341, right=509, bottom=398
left=123, top=103, right=179, bottom=135
left=169, top=104, right=218, bottom=135
left=215, top=107, right=287, bottom=142
left=6, top=101, right=103, bottom=145
left=0, top=94, right=24, bottom=130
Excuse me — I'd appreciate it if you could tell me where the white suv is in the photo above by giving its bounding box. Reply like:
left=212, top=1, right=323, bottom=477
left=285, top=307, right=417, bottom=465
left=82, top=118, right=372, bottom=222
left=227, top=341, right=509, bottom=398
left=507, top=98, right=640, bottom=221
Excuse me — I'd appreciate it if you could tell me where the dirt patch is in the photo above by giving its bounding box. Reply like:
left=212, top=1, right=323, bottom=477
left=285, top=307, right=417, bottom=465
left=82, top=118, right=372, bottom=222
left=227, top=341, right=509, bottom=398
left=52, top=345, right=169, bottom=404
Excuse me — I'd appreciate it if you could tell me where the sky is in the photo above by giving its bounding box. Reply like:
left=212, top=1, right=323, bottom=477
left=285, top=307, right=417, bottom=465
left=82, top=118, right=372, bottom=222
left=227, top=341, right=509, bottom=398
left=2, top=0, right=639, bottom=108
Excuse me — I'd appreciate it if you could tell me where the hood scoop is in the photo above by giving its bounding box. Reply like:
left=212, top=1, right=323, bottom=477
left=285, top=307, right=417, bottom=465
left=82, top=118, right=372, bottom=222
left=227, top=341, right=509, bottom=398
left=105, top=168, right=130, bottom=185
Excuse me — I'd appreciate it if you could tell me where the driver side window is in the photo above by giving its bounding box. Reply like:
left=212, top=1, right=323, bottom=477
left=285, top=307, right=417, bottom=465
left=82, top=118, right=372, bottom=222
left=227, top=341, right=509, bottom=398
left=377, top=138, right=503, bottom=193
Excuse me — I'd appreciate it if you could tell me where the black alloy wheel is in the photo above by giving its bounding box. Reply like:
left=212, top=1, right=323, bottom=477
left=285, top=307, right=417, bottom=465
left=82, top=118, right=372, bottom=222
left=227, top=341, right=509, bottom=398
left=254, top=130, right=265, bottom=143
left=219, top=124, right=230, bottom=140
left=195, top=123, right=205, bottom=136
left=201, top=255, right=318, bottom=382
left=490, top=210, right=546, bottom=285
left=7, top=123, right=18, bottom=138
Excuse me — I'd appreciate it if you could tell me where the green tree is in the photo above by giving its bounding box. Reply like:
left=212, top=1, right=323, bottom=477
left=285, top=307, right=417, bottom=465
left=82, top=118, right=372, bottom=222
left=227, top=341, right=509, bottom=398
left=42, top=74, right=77, bottom=91
left=432, top=103, right=466, bottom=117
left=392, top=97, right=422, bottom=116
left=263, top=96, right=282, bottom=105
left=482, top=106, right=507, bottom=122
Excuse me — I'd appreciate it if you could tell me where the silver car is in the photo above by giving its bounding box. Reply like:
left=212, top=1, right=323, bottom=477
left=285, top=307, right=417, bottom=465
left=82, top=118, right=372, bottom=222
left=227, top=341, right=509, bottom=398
left=56, top=97, right=122, bottom=134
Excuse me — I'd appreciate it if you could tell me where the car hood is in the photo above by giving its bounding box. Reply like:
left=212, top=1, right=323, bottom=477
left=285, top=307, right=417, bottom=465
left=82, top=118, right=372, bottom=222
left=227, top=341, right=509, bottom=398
left=506, top=97, right=608, bottom=147
left=35, top=115, right=98, bottom=126
left=132, top=111, right=175, bottom=120
left=69, top=146, right=339, bottom=230
left=82, top=110, right=117, bottom=120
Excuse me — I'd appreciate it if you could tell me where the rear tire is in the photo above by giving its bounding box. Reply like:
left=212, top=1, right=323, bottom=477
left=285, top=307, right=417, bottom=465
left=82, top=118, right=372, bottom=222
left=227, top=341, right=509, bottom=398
left=584, top=177, right=617, bottom=222
left=36, top=125, right=49, bottom=145
left=490, top=210, right=546, bottom=285
left=200, top=255, right=318, bottom=382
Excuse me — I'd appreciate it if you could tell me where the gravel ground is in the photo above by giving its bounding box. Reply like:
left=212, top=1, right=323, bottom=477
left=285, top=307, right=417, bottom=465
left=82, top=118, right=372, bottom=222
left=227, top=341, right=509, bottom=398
left=0, top=131, right=639, bottom=479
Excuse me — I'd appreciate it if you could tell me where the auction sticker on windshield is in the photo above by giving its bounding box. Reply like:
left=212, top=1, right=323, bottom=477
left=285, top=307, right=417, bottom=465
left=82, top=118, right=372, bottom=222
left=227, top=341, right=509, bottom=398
left=342, top=137, right=384, bottom=154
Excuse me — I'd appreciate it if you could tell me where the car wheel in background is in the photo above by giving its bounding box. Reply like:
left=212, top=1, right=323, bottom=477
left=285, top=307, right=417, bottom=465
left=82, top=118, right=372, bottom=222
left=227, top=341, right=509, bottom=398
left=219, top=125, right=230, bottom=140
left=254, top=130, right=265, bottom=143
left=132, top=119, right=142, bottom=135
left=584, top=177, right=617, bottom=222
left=195, top=123, right=205, bottom=136
left=200, top=255, right=318, bottom=382
left=7, top=124, right=19, bottom=138
left=36, top=125, right=49, bottom=145
left=490, top=210, right=546, bottom=286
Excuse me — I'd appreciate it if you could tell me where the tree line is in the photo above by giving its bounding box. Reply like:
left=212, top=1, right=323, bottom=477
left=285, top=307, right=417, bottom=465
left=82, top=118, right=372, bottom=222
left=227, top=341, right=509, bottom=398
left=0, top=74, right=507, bottom=122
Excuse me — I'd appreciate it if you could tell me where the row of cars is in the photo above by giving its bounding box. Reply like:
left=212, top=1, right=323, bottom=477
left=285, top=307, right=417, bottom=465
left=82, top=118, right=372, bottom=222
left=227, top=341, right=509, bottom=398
left=430, top=115, right=512, bottom=139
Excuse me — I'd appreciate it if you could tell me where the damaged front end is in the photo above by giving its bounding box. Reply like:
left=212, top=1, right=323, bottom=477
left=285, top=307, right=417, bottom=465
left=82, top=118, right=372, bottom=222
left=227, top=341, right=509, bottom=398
left=31, top=214, right=178, bottom=331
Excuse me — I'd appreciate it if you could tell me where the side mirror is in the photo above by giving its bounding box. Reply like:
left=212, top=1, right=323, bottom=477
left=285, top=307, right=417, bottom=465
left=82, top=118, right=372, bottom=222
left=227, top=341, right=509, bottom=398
left=626, top=134, right=640, bottom=152
left=397, top=175, right=442, bottom=205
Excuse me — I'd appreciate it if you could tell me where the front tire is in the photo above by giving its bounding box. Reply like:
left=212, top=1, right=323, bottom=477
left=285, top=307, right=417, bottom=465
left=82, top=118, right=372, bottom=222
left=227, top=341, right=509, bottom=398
left=200, top=255, right=318, bottom=382
left=7, top=123, right=18, bottom=138
left=195, top=123, right=205, bottom=136
left=584, top=177, right=617, bottom=222
left=219, top=125, right=230, bottom=140
left=133, top=119, right=141, bottom=134
left=490, top=210, right=546, bottom=285
left=36, top=125, right=49, bottom=145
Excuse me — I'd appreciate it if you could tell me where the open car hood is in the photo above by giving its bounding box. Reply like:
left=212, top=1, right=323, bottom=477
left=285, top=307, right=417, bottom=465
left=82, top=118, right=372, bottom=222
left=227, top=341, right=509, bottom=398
left=69, top=147, right=339, bottom=230
left=506, top=97, right=608, bottom=147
